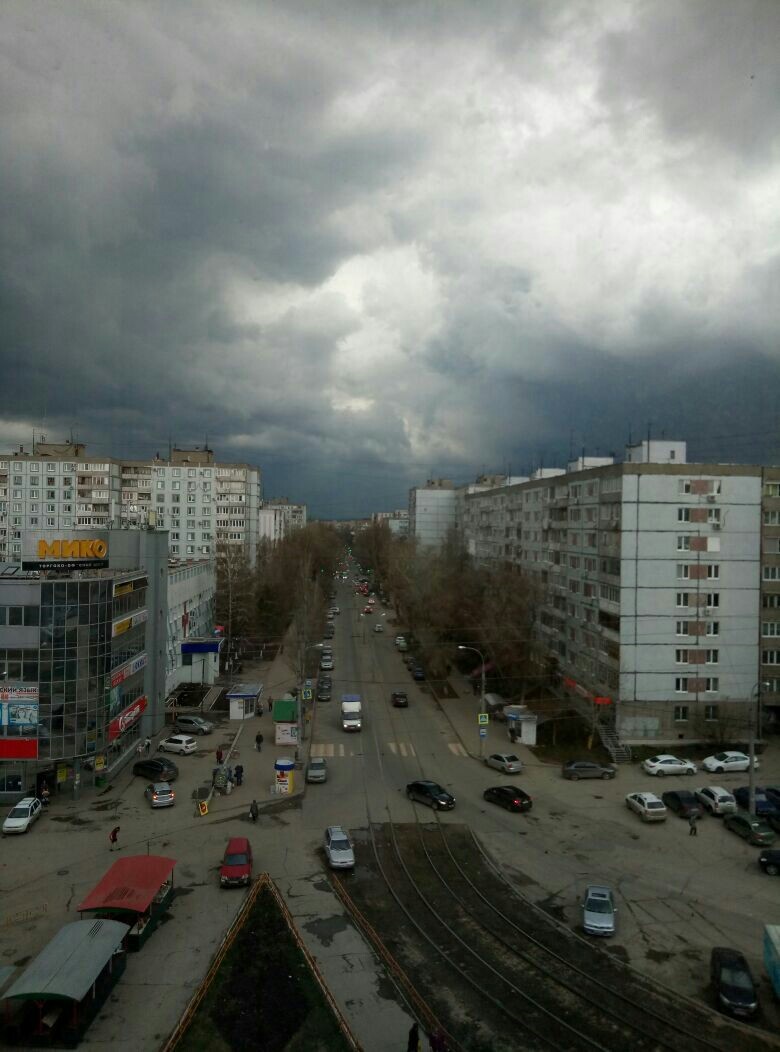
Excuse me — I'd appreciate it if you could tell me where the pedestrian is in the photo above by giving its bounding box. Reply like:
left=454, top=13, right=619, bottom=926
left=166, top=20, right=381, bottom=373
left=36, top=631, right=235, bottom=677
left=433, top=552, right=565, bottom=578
left=40, top=782, right=50, bottom=807
left=255, top=732, right=263, bottom=752
left=267, top=696, right=273, bottom=713
left=216, top=746, right=224, bottom=765
left=407, top=1021, right=420, bottom=1052
left=136, top=741, right=144, bottom=758
left=689, top=813, right=698, bottom=837
left=226, top=765, right=233, bottom=784
left=235, top=764, right=244, bottom=786
left=144, top=736, right=152, bottom=755
left=109, top=826, right=120, bottom=851
left=249, top=799, right=259, bottom=822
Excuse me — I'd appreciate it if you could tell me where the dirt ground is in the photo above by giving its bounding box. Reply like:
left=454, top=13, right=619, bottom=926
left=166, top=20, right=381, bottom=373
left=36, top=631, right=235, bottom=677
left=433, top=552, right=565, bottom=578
left=175, top=887, right=351, bottom=1052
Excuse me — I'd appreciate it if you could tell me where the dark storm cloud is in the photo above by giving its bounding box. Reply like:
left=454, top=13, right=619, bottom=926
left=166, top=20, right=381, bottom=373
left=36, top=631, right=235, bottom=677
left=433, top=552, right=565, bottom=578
left=1, top=0, right=779, bottom=516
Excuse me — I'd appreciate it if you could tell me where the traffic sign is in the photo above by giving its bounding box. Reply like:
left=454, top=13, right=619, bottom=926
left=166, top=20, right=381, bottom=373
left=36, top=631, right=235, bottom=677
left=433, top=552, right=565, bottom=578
left=478, top=713, right=489, bottom=726
left=302, top=689, right=313, bottom=701
left=479, top=728, right=488, bottom=738
left=198, top=801, right=209, bottom=817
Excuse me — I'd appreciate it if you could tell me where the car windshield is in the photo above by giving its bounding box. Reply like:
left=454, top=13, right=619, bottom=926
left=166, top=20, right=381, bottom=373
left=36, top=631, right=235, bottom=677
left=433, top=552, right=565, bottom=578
left=586, top=897, right=612, bottom=913
left=8, top=806, right=29, bottom=818
left=503, top=755, right=520, bottom=762
left=717, top=795, right=732, bottom=803
left=647, top=802, right=664, bottom=809
left=225, top=853, right=248, bottom=866
left=331, top=837, right=351, bottom=852
left=713, top=753, right=729, bottom=761
left=720, top=966, right=753, bottom=991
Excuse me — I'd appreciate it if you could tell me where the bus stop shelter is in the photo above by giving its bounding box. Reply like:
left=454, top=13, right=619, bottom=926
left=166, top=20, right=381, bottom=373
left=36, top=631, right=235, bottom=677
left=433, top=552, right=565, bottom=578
left=77, top=855, right=176, bottom=951
left=1, top=918, right=129, bottom=1047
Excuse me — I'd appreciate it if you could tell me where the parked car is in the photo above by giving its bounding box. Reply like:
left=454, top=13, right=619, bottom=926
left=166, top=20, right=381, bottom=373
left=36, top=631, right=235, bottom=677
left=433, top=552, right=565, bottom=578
left=324, top=625, right=335, bottom=638
left=661, top=790, right=702, bottom=819
left=391, top=691, right=409, bottom=708
left=220, top=837, right=253, bottom=887
left=483, top=786, right=532, bottom=812
left=324, top=826, right=355, bottom=869
left=625, top=792, right=667, bottom=821
left=723, top=811, right=776, bottom=846
left=133, top=758, right=179, bottom=782
left=562, top=760, right=616, bottom=781
left=702, top=751, right=758, bottom=774
left=581, top=885, right=617, bottom=937
left=397, top=639, right=409, bottom=652
left=732, top=787, right=780, bottom=816
left=330, top=606, right=340, bottom=615
left=411, top=665, right=425, bottom=681
left=175, top=715, right=213, bottom=736
left=144, top=782, right=175, bottom=808
left=406, top=780, right=455, bottom=811
left=695, top=786, right=737, bottom=816
left=2, top=797, right=42, bottom=835
left=362, top=605, right=373, bottom=615
left=759, top=849, right=780, bottom=876
left=484, top=753, right=524, bottom=775
left=158, top=734, right=197, bottom=755
left=394, top=635, right=406, bottom=647
left=710, top=947, right=759, bottom=1018
left=306, top=757, right=328, bottom=783
left=320, top=656, right=334, bottom=671
left=374, top=623, right=384, bottom=633
left=317, top=684, right=332, bottom=702
left=642, top=754, right=697, bottom=777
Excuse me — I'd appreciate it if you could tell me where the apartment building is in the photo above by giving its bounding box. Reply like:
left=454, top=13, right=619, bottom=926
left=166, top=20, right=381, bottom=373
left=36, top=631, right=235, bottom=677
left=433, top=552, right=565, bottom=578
left=461, top=442, right=768, bottom=748
left=371, top=510, right=409, bottom=537
left=257, top=498, right=308, bottom=544
left=0, top=443, right=262, bottom=564
left=166, top=559, right=217, bottom=695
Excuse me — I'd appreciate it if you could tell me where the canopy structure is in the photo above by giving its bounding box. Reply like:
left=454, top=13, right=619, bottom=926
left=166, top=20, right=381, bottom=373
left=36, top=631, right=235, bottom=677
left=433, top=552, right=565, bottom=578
left=77, top=855, right=176, bottom=917
left=3, top=920, right=129, bottom=1003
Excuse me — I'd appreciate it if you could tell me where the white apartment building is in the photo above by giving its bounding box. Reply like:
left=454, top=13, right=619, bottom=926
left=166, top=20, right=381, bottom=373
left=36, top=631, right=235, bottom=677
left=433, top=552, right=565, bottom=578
left=0, top=443, right=262, bottom=564
left=371, top=510, right=409, bottom=537
left=461, top=442, right=766, bottom=748
left=408, top=480, right=458, bottom=547
left=166, top=559, right=217, bottom=694
left=257, top=498, right=307, bottom=544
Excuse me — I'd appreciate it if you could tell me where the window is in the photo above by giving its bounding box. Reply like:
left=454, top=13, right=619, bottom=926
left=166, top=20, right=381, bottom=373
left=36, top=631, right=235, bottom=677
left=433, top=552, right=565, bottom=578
left=762, top=650, right=780, bottom=665
left=677, top=536, right=691, bottom=551
left=675, top=649, right=689, bottom=663
left=704, top=704, right=719, bottom=721
left=157, top=481, right=165, bottom=490
left=764, top=566, right=780, bottom=581
left=674, top=704, right=689, bottom=720
left=763, top=622, right=780, bottom=637
left=763, top=594, right=780, bottom=609
left=676, top=621, right=689, bottom=636
left=706, top=565, right=720, bottom=579
left=679, top=480, right=691, bottom=494
left=765, top=483, right=780, bottom=497
left=705, top=678, right=719, bottom=692
left=677, top=508, right=690, bottom=522
left=706, top=622, right=720, bottom=636
left=675, top=678, right=689, bottom=693
left=676, top=564, right=690, bottom=579
left=764, top=510, right=780, bottom=525
left=705, top=592, right=720, bottom=609
left=188, top=469, right=196, bottom=478
left=708, top=508, right=721, bottom=524
left=706, top=649, right=719, bottom=664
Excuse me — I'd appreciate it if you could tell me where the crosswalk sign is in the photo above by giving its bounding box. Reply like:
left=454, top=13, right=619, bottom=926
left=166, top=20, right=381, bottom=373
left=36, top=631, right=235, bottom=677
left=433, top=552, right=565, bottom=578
left=198, top=801, right=208, bottom=817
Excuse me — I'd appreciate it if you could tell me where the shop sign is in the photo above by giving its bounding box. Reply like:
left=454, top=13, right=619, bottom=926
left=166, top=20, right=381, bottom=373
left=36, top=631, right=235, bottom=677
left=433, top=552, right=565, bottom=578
left=107, top=695, right=148, bottom=741
left=94, top=755, right=106, bottom=771
left=0, top=738, right=38, bottom=760
left=23, top=537, right=109, bottom=571
left=0, top=684, right=39, bottom=703
left=110, top=653, right=148, bottom=689
left=112, top=608, right=148, bottom=638
left=6, top=701, right=39, bottom=727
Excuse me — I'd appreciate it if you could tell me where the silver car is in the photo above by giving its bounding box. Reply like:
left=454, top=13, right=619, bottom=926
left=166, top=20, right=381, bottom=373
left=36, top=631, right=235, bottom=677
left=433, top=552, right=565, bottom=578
left=175, top=715, right=214, bottom=736
left=484, top=753, right=524, bottom=775
left=306, top=757, right=328, bottom=784
left=582, top=885, right=617, bottom=936
left=695, top=786, right=737, bottom=815
left=324, top=826, right=355, bottom=869
left=145, top=782, right=176, bottom=808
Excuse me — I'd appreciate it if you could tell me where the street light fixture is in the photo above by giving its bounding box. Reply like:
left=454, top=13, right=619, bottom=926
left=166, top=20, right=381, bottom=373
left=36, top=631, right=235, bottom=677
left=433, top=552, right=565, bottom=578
left=458, top=644, right=487, bottom=759
left=748, top=680, right=770, bottom=816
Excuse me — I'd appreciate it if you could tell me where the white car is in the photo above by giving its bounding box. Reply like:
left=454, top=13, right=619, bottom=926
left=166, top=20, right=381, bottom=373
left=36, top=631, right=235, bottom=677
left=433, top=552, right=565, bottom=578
left=484, top=753, right=524, bottom=775
left=702, top=751, right=758, bottom=774
left=642, top=754, right=697, bottom=777
left=3, top=797, right=43, bottom=835
left=320, top=656, right=334, bottom=671
left=695, top=786, right=737, bottom=815
left=395, top=635, right=406, bottom=646
left=324, top=826, right=355, bottom=869
left=625, top=792, right=667, bottom=822
left=374, top=623, right=384, bottom=633
left=330, top=606, right=340, bottom=615
left=159, top=734, right=198, bottom=755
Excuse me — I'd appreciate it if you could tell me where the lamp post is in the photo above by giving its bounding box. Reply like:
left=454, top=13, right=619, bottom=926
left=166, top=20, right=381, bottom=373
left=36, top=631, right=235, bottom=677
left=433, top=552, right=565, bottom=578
left=748, top=681, right=769, bottom=816
left=458, top=645, right=487, bottom=759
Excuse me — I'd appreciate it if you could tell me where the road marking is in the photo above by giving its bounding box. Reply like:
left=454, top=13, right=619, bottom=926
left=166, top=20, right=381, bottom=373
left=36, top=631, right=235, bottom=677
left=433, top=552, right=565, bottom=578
left=447, top=742, right=468, bottom=756
left=386, top=741, right=417, bottom=757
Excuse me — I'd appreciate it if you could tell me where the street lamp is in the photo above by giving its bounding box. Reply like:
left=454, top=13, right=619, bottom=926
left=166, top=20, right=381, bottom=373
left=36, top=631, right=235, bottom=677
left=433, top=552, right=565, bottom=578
left=458, top=645, right=487, bottom=759
left=748, top=680, right=770, bottom=816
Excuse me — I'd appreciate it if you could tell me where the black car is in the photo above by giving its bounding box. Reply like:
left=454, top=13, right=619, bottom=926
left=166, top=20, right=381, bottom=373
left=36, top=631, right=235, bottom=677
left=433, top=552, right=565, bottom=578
left=661, top=790, right=702, bottom=819
left=411, top=665, right=425, bottom=681
left=733, top=787, right=780, bottom=815
left=710, top=947, right=759, bottom=1018
left=483, top=786, right=532, bottom=813
left=562, top=760, right=616, bottom=781
left=406, top=780, right=455, bottom=811
left=317, top=686, right=332, bottom=702
left=759, top=849, right=780, bottom=876
left=391, top=691, right=409, bottom=708
left=133, top=758, right=179, bottom=782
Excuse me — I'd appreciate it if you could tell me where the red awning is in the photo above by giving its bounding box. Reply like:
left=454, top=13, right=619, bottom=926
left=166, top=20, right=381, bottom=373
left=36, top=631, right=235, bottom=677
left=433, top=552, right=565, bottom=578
left=77, top=855, right=176, bottom=916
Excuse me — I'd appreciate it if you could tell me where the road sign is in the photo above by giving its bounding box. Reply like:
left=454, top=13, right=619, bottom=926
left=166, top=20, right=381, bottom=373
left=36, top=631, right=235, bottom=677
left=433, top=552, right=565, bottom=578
left=198, top=801, right=208, bottom=817
left=479, top=728, right=487, bottom=738
left=302, top=689, right=313, bottom=701
left=478, top=713, right=489, bottom=726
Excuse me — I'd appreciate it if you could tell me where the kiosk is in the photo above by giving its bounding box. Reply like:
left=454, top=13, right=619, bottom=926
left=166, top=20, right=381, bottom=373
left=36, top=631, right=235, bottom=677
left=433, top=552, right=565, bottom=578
left=77, top=855, right=176, bottom=951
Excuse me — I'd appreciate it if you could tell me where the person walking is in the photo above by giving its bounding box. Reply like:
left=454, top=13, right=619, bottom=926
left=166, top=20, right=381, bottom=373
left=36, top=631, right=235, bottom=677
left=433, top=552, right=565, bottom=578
left=255, top=732, right=263, bottom=752
left=688, top=813, right=698, bottom=837
left=40, top=782, right=50, bottom=808
left=407, top=1021, right=420, bottom=1052
left=216, top=746, right=224, bottom=765
left=144, top=736, right=152, bottom=755
left=136, top=741, right=144, bottom=758
left=267, top=696, right=273, bottom=713
left=235, top=764, right=244, bottom=786
left=249, top=800, right=259, bottom=822
left=109, top=826, right=120, bottom=851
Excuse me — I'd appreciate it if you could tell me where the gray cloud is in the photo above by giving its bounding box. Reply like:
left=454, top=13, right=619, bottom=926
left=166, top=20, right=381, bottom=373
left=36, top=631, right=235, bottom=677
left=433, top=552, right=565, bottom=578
left=1, top=0, right=779, bottom=516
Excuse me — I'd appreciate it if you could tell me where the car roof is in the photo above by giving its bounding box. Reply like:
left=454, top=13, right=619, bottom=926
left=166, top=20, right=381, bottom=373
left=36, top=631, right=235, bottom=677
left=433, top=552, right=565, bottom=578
left=150, top=781, right=172, bottom=790
left=326, top=825, right=348, bottom=836
left=226, top=836, right=250, bottom=851
left=700, top=785, right=732, bottom=795
left=15, top=797, right=38, bottom=807
left=309, top=756, right=326, bottom=764
left=585, top=885, right=612, bottom=897
left=634, top=792, right=663, bottom=803
left=649, top=754, right=680, bottom=761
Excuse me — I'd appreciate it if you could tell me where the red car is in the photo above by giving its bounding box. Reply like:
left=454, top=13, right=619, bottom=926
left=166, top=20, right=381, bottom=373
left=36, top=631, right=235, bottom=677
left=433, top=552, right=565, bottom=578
left=363, top=605, right=373, bottom=614
left=220, top=837, right=253, bottom=887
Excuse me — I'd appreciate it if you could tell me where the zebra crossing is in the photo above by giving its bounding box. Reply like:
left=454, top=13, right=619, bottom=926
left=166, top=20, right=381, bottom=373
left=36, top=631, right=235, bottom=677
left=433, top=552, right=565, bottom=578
left=309, top=740, right=469, bottom=758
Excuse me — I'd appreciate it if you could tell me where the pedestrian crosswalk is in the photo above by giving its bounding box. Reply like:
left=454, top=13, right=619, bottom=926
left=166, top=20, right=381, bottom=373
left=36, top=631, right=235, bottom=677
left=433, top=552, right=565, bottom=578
left=309, top=740, right=469, bottom=758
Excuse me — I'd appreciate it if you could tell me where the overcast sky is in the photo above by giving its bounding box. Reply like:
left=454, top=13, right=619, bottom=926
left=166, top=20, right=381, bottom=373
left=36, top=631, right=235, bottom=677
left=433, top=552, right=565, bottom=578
left=2, top=1, right=779, bottom=517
